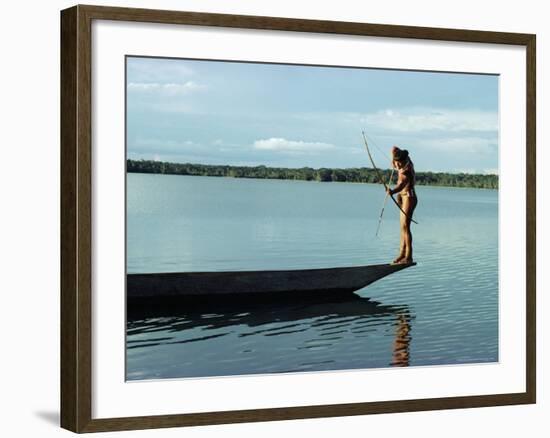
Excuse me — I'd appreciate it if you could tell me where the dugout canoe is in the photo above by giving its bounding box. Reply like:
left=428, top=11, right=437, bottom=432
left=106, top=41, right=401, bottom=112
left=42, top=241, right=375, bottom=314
left=127, top=262, right=416, bottom=300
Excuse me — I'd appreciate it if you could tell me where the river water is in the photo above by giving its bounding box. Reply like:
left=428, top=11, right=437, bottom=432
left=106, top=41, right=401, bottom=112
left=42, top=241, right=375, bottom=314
left=126, top=173, right=498, bottom=380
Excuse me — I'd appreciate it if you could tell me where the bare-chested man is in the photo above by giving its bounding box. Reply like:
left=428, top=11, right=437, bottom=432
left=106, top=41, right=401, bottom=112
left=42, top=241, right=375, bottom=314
left=387, top=146, right=418, bottom=264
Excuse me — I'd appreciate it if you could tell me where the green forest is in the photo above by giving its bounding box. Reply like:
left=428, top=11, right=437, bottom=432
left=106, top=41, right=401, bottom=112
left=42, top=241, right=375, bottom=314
left=127, top=159, right=498, bottom=189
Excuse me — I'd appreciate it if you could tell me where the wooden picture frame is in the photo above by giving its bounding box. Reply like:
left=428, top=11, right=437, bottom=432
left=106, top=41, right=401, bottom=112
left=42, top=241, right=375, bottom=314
left=61, top=4, right=536, bottom=433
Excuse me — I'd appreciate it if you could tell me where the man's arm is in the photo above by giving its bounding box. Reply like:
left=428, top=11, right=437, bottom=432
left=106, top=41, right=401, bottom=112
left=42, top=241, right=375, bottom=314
left=389, top=171, right=409, bottom=195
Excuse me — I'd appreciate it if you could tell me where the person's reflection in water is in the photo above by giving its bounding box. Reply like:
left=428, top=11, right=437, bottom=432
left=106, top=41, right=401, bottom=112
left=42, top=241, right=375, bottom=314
left=391, top=313, right=412, bottom=367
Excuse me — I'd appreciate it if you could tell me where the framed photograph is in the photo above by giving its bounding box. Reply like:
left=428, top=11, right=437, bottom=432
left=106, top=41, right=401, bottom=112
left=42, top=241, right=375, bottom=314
left=60, top=4, right=536, bottom=433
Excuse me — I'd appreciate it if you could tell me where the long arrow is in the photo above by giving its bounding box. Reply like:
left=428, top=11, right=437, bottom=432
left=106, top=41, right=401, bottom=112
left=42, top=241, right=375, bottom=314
left=362, top=131, right=418, bottom=225
left=375, top=166, right=395, bottom=237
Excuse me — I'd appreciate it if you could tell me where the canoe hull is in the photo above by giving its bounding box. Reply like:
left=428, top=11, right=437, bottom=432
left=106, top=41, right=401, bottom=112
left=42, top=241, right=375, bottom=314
left=127, top=263, right=415, bottom=299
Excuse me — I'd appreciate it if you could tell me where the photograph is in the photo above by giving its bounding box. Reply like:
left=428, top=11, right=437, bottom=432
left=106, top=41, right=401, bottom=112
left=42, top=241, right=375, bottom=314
left=125, top=56, right=499, bottom=381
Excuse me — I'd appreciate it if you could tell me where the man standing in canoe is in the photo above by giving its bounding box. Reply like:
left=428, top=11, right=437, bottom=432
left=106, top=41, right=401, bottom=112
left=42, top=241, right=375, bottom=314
left=387, top=146, right=418, bottom=264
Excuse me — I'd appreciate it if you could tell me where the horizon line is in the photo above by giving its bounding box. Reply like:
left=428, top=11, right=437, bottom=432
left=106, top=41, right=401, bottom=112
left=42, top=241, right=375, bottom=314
left=126, top=158, right=499, bottom=177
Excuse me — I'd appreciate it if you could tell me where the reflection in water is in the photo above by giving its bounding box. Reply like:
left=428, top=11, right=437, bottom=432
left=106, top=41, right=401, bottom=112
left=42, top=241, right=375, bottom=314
left=126, top=294, right=414, bottom=380
left=391, top=313, right=412, bottom=367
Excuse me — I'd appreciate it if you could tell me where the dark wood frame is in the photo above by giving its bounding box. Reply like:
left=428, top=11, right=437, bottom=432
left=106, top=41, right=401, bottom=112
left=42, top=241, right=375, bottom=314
left=61, top=4, right=536, bottom=433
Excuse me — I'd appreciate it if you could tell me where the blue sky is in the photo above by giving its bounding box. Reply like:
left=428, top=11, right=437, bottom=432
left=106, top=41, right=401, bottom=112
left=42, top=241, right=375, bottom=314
left=127, top=56, right=499, bottom=174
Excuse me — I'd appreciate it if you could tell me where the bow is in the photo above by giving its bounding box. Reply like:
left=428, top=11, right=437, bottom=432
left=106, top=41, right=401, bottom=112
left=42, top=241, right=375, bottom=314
left=362, top=131, right=418, bottom=225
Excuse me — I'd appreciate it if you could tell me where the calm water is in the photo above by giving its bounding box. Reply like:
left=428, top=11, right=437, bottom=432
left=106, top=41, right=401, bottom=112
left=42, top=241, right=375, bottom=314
left=126, top=173, right=498, bottom=380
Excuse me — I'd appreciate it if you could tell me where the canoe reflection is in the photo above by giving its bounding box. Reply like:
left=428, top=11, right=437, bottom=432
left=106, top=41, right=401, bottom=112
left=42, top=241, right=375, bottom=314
left=127, top=294, right=414, bottom=376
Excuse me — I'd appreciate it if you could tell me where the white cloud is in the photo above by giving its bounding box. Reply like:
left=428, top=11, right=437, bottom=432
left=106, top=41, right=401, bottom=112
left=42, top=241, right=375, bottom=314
left=253, top=137, right=335, bottom=153
left=127, top=81, right=204, bottom=96
left=127, top=58, right=194, bottom=82
left=361, top=108, right=498, bottom=133
left=420, top=137, right=497, bottom=154
left=130, top=138, right=203, bottom=153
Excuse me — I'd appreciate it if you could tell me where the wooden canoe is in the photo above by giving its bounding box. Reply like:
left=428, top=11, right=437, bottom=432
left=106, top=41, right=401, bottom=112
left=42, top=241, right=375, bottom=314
left=127, top=262, right=416, bottom=300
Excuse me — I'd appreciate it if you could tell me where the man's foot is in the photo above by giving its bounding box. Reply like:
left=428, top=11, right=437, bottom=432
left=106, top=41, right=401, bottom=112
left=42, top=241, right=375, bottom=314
left=398, top=258, right=413, bottom=265
left=392, top=255, right=405, bottom=264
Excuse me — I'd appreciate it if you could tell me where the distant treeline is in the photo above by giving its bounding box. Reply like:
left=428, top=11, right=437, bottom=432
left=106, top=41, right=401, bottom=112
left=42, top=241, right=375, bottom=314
left=127, top=159, right=498, bottom=189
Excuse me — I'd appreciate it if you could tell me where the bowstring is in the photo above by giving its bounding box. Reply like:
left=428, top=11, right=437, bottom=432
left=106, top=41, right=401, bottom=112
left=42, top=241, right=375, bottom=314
left=362, top=130, right=397, bottom=238
left=364, top=132, right=392, bottom=163
left=363, top=132, right=394, bottom=188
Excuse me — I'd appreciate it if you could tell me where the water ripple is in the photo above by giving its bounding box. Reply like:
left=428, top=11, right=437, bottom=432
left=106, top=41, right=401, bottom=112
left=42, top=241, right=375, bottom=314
left=126, top=176, right=498, bottom=380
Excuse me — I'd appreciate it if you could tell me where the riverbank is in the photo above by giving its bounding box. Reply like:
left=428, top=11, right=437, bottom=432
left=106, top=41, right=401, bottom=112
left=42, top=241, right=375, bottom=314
left=127, top=159, right=498, bottom=189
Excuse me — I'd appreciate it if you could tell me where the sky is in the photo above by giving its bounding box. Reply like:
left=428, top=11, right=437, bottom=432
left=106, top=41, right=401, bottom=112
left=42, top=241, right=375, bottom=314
left=126, top=56, right=499, bottom=174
